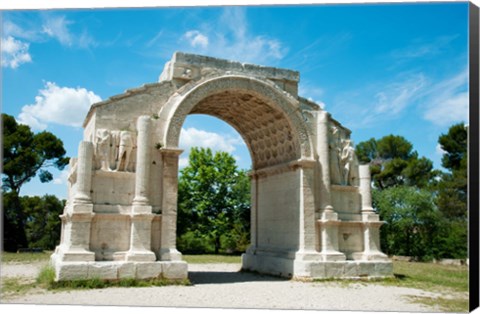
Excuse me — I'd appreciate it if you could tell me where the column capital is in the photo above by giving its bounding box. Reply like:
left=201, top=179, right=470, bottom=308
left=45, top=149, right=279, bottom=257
left=159, top=147, right=184, bottom=156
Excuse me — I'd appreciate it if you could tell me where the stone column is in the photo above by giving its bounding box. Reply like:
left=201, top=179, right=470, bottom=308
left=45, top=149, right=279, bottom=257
left=74, top=141, right=94, bottom=204
left=316, top=112, right=345, bottom=261
left=359, top=165, right=374, bottom=215
left=133, top=115, right=152, bottom=206
left=159, top=147, right=183, bottom=261
left=316, top=111, right=335, bottom=219
left=352, top=165, right=388, bottom=261
left=126, top=115, right=156, bottom=262
left=53, top=141, right=95, bottom=262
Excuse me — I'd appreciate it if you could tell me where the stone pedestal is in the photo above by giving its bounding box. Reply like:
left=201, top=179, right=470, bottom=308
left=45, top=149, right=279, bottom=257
left=52, top=141, right=96, bottom=263
left=317, top=218, right=347, bottom=261
left=53, top=210, right=95, bottom=262
left=125, top=210, right=156, bottom=262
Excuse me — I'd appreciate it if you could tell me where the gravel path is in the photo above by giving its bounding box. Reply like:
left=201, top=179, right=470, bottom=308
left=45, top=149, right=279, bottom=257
left=1, top=262, right=443, bottom=312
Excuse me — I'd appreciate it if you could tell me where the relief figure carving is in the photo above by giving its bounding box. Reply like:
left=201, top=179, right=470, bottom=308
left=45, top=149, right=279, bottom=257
left=95, top=129, right=113, bottom=171
left=340, top=139, right=358, bottom=186
left=115, top=130, right=135, bottom=172
left=329, top=126, right=342, bottom=185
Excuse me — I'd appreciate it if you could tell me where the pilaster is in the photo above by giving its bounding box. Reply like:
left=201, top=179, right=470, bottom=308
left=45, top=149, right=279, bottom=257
left=159, top=147, right=184, bottom=261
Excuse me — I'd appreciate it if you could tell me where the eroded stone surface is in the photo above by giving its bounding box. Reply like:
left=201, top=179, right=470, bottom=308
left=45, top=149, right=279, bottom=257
left=52, top=51, right=392, bottom=281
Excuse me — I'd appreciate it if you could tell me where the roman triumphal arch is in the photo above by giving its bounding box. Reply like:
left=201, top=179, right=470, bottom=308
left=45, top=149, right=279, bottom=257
left=51, top=52, right=393, bottom=281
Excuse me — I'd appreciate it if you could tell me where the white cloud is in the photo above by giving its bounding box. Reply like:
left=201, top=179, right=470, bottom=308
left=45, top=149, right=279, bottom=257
left=17, top=82, right=101, bottom=131
left=178, top=127, right=244, bottom=168
left=391, top=36, right=458, bottom=60
left=436, top=143, right=446, bottom=156
left=42, top=15, right=73, bottom=46
left=1, top=36, right=32, bottom=68
left=174, top=7, right=286, bottom=65
left=183, top=30, right=209, bottom=49
left=180, top=127, right=243, bottom=153
left=3, top=20, right=42, bottom=41
left=53, top=169, right=69, bottom=185
left=373, top=73, right=426, bottom=115
left=4, top=16, right=96, bottom=50
left=422, top=68, right=469, bottom=126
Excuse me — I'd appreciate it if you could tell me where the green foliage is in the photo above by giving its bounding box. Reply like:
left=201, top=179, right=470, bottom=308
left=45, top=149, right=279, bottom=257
left=435, top=123, right=468, bottom=221
left=366, top=124, right=468, bottom=260
left=3, top=193, right=64, bottom=252
left=373, top=186, right=440, bottom=260
left=21, top=195, right=65, bottom=249
left=356, top=135, right=435, bottom=190
left=177, top=147, right=251, bottom=254
left=438, top=123, right=467, bottom=171
left=36, top=265, right=56, bottom=286
left=2, top=114, right=69, bottom=194
left=2, top=114, right=69, bottom=252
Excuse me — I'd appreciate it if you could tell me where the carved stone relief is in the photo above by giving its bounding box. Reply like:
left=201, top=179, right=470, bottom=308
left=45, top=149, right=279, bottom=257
left=329, top=124, right=358, bottom=186
left=94, top=128, right=137, bottom=172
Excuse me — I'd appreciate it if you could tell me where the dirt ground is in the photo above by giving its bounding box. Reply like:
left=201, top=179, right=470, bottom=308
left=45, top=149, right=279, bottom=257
left=1, top=261, right=446, bottom=314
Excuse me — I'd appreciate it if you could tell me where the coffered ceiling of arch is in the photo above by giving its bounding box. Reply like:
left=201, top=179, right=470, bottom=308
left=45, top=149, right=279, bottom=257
left=190, top=90, right=300, bottom=170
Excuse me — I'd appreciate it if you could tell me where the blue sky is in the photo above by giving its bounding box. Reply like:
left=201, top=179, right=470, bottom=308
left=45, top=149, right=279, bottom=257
left=1, top=1, right=471, bottom=199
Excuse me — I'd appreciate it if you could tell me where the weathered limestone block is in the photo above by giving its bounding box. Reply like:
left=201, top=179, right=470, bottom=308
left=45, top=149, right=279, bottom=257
left=53, top=262, right=90, bottom=281
left=162, top=261, right=188, bottom=279
left=88, top=262, right=118, bottom=280
left=135, top=262, right=163, bottom=279
left=117, top=262, right=136, bottom=278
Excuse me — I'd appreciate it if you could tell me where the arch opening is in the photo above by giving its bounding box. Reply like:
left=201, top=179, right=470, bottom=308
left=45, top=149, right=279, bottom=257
left=177, top=114, right=251, bottom=256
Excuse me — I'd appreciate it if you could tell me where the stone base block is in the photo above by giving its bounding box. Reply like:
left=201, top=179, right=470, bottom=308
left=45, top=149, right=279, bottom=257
left=125, top=250, right=156, bottom=262
left=159, top=248, right=183, bottom=261
left=352, top=252, right=390, bottom=262
left=242, top=252, right=393, bottom=279
left=242, top=252, right=294, bottom=278
left=300, top=260, right=393, bottom=279
left=163, top=261, right=189, bottom=279
left=51, top=249, right=95, bottom=262
left=51, top=257, right=188, bottom=282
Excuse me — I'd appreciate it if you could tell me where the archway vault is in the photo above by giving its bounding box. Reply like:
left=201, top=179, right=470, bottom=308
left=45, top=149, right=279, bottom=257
left=51, top=52, right=393, bottom=282
left=160, top=75, right=313, bottom=170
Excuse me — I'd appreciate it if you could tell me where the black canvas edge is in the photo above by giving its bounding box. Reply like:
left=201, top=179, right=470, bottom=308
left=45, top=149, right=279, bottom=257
left=469, top=1, right=480, bottom=312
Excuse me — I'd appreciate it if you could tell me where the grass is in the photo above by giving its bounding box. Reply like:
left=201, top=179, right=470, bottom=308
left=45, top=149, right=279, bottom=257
left=183, top=254, right=242, bottom=264
left=388, top=261, right=468, bottom=292
left=372, top=261, right=469, bottom=312
left=1, top=251, right=52, bottom=263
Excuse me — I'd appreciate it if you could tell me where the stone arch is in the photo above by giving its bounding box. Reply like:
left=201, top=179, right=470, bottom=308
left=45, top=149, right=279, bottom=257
left=157, top=75, right=319, bottom=276
left=51, top=52, right=393, bottom=282
left=159, top=75, right=313, bottom=169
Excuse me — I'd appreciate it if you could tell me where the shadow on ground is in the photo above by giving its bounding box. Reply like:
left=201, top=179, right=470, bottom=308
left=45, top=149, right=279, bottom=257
left=188, top=270, right=289, bottom=285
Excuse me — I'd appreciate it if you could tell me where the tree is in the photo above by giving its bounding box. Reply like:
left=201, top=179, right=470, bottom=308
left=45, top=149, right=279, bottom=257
left=435, top=123, right=468, bottom=220
left=177, top=147, right=250, bottom=254
left=373, top=186, right=441, bottom=260
left=438, top=123, right=468, bottom=171
left=21, top=195, right=65, bottom=250
left=2, top=113, right=69, bottom=251
left=356, top=135, right=436, bottom=190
